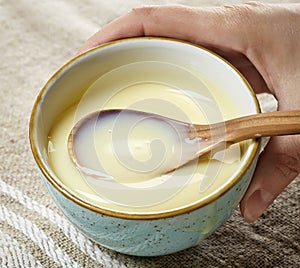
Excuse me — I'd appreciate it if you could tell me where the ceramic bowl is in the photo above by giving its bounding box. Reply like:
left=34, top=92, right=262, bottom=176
left=29, top=37, right=260, bottom=256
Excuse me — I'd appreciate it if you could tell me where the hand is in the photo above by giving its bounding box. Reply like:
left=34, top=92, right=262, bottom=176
left=78, top=2, right=300, bottom=222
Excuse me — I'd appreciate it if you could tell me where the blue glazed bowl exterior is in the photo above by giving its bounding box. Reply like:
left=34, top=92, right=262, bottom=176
left=30, top=38, right=261, bottom=257
left=41, top=151, right=258, bottom=257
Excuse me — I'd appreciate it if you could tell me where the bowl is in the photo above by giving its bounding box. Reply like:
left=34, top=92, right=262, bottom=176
left=29, top=37, right=260, bottom=256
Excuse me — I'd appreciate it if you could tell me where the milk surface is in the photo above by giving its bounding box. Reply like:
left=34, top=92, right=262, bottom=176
left=48, top=65, right=246, bottom=213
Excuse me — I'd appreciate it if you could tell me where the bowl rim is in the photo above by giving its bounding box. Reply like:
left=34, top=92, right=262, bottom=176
left=29, top=37, right=261, bottom=220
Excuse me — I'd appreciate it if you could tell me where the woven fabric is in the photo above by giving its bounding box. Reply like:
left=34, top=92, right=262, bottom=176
left=1, top=1, right=299, bottom=267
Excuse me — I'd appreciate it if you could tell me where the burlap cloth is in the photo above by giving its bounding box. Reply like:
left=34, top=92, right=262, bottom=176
left=1, top=1, right=299, bottom=267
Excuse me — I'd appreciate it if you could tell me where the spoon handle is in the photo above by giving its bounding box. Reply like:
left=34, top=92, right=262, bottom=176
left=223, top=110, right=300, bottom=144
left=190, top=110, right=300, bottom=145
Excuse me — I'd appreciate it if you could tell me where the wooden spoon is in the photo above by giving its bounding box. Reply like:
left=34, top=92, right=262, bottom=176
left=68, top=109, right=300, bottom=175
left=189, top=109, right=300, bottom=158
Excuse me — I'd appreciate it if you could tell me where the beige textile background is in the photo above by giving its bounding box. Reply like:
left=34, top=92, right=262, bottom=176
left=1, top=0, right=299, bottom=267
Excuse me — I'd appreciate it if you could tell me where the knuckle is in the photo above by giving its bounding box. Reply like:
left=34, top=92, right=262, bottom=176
left=274, top=153, right=300, bottom=180
left=221, top=1, right=266, bottom=24
left=131, top=5, right=157, bottom=18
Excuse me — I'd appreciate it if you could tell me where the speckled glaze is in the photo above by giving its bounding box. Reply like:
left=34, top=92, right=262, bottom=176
left=30, top=38, right=261, bottom=256
left=41, top=153, right=258, bottom=256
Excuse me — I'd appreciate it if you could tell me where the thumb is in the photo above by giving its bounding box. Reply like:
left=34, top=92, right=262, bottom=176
left=240, top=135, right=300, bottom=223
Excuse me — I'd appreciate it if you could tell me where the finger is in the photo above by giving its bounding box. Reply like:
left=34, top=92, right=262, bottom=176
left=240, top=135, right=300, bottom=223
left=77, top=4, right=271, bottom=95
left=77, top=4, right=250, bottom=55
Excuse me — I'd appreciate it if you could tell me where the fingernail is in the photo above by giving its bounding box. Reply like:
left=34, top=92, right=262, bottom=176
left=243, top=189, right=275, bottom=223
